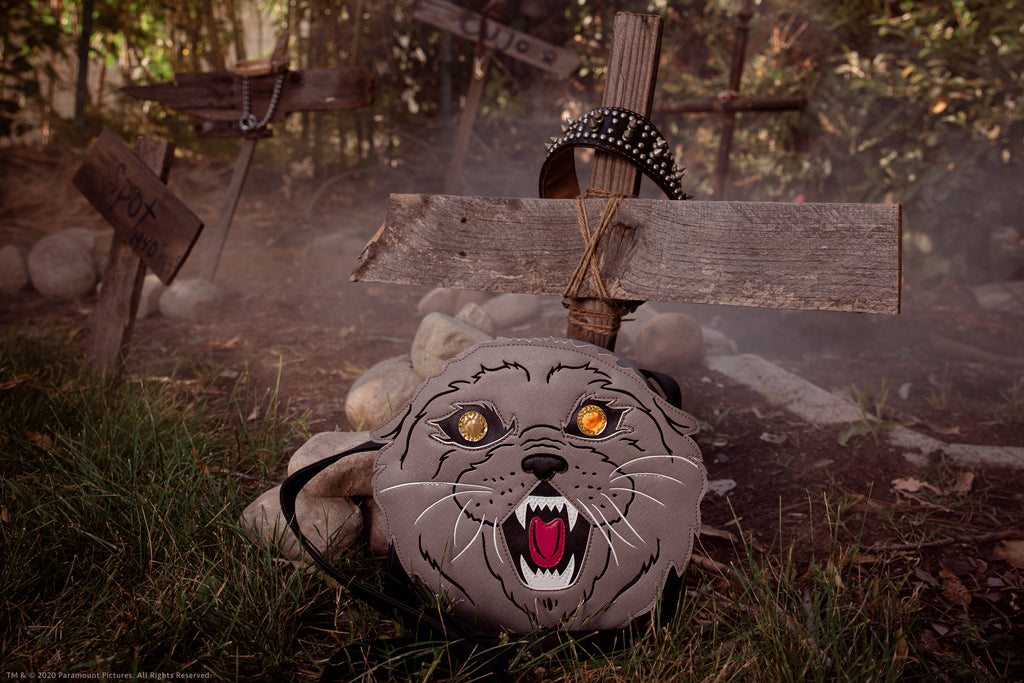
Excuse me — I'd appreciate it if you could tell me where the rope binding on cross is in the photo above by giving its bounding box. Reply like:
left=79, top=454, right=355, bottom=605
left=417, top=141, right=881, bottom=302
left=538, top=107, right=689, bottom=334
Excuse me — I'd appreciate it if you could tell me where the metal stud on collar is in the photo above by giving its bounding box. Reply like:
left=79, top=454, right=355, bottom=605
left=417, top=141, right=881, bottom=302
left=539, top=107, right=690, bottom=201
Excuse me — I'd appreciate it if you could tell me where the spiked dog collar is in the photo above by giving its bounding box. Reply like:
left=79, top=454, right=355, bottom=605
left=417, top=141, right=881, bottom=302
left=539, top=107, right=689, bottom=200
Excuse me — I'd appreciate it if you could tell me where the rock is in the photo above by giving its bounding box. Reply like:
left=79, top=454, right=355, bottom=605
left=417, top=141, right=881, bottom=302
left=701, top=327, right=737, bottom=358
left=617, top=303, right=662, bottom=347
left=158, top=278, right=222, bottom=320
left=417, top=287, right=460, bottom=316
left=454, top=301, right=495, bottom=336
left=482, top=293, right=542, bottom=328
left=410, top=312, right=492, bottom=378
left=634, top=312, right=703, bottom=374
left=287, top=431, right=377, bottom=498
left=418, top=289, right=490, bottom=316
left=345, top=355, right=423, bottom=429
left=972, top=280, right=1024, bottom=316
left=239, top=484, right=364, bottom=561
left=364, top=497, right=390, bottom=556
left=706, top=353, right=864, bottom=425
left=0, top=245, right=29, bottom=295
left=136, top=273, right=167, bottom=320
left=707, top=479, right=737, bottom=496
left=27, top=230, right=98, bottom=299
left=453, top=290, right=491, bottom=310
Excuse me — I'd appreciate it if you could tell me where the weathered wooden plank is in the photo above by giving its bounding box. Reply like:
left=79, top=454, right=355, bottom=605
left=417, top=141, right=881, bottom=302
left=121, top=67, right=373, bottom=123
left=351, top=194, right=902, bottom=314
left=413, top=0, right=580, bottom=78
left=86, top=138, right=174, bottom=374
left=73, top=127, right=203, bottom=285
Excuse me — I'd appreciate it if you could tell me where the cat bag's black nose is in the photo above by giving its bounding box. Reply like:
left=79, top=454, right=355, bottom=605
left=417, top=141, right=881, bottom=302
left=522, top=454, right=568, bottom=481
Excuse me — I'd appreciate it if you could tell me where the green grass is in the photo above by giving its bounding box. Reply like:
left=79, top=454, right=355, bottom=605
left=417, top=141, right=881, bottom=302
left=0, top=327, right=334, bottom=678
left=2, top=327, right=1017, bottom=681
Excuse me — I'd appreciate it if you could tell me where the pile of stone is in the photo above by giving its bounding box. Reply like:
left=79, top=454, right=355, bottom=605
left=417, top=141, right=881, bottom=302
left=1, top=227, right=225, bottom=321
left=239, top=286, right=736, bottom=564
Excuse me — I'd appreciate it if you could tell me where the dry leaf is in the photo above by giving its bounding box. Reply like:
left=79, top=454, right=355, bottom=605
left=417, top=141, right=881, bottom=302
left=941, top=574, right=972, bottom=607
left=759, top=432, right=787, bottom=445
left=25, top=431, right=53, bottom=451
left=892, top=476, right=942, bottom=495
left=993, top=540, right=1024, bottom=569
left=949, top=471, right=975, bottom=496
left=1, top=506, right=9, bottom=523
left=914, top=567, right=939, bottom=587
left=892, top=629, right=909, bottom=668
left=699, top=525, right=739, bottom=542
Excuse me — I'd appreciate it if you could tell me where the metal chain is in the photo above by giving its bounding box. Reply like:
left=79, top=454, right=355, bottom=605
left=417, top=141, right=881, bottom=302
left=239, top=72, right=285, bottom=132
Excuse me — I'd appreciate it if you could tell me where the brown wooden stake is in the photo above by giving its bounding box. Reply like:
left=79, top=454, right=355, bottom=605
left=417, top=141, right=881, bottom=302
left=713, top=0, right=753, bottom=200
left=86, top=139, right=175, bottom=374
left=443, top=49, right=491, bottom=194
left=201, top=136, right=257, bottom=281
left=566, top=12, right=664, bottom=350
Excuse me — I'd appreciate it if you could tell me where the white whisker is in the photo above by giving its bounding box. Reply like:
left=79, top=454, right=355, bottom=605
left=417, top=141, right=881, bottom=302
left=610, top=454, right=684, bottom=475
left=453, top=500, right=463, bottom=541
left=380, top=481, right=491, bottom=493
left=578, top=500, right=619, bottom=566
left=492, top=518, right=504, bottom=563
left=452, top=513, right=485, bottom=562
left=610, top=486, right=666, bottom=507
left=600, top=493, right=645, bottom=542
left=611, top=472, right=684, bottom=486
left=591, top=502, right=636, bottom=550
left=415, top=490, right=476, bottom=525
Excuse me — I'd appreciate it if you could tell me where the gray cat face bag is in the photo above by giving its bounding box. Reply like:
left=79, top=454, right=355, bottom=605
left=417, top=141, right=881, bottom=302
left=283, top=336, right=706, bottom=649
left=370, top=337, right=707, bottom=634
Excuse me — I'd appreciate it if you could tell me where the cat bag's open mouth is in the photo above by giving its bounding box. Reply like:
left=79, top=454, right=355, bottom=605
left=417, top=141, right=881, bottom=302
left=501, top=482, right=590, bottom=590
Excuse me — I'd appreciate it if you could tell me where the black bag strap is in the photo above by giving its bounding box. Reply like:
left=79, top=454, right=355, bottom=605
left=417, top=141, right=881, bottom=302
left=638, top=367, right=684, bottom=409
left=279, top=442, right=511, bottom=681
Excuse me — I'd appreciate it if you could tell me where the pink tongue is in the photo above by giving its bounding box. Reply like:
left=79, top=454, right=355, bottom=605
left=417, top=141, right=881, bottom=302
left=529, top=517, right=565, bottom=568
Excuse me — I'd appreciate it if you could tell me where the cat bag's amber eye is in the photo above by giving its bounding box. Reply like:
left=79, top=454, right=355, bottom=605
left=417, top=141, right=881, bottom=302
left=458, top=410, right=488, bottom=442
left=576, top=405, right=608, bottom=437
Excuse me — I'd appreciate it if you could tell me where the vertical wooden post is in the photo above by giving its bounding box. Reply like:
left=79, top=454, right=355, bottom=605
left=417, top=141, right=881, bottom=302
left=200, top=136, right=257, bottom=281
left=442, top=49, right=491, bottom=193
left=713, top=0, right=754, bottom=200
left=86, top=139, right=175, bottom=374
left=565, top=12, right=664, bottom=351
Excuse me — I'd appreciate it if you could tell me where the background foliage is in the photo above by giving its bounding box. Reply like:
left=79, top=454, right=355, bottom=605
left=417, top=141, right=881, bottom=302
left=2, top=0, right=1023, bottom=282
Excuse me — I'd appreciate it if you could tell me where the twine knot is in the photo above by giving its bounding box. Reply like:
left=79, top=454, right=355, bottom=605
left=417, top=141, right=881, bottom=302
left=563, top=189, right=630, bottom=302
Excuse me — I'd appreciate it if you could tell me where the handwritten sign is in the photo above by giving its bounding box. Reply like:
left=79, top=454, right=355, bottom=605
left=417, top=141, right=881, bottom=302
left=73, top=127, right=204, bottom=284
left=413, top=0, right=580, bottom=78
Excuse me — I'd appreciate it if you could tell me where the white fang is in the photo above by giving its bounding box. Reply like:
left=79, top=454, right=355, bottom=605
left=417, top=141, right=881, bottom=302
left=514, top=494, right=579, bottom=532
left=519, top=554, right=576, bottom=590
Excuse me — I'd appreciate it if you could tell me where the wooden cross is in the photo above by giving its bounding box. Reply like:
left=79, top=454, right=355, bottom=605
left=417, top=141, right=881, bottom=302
left=656, top=0, right=807, bottom=199
left=352, top=12, right=901, bottom=353
left=413, top=0, right=580, bottom=192
left=73, top=127, right=204, bottom=373
left=122, top=33, right=373, bottom=280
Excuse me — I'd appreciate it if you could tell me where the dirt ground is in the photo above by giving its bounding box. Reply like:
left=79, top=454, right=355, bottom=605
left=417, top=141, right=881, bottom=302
left=2, top=138, right=1023, bottom=673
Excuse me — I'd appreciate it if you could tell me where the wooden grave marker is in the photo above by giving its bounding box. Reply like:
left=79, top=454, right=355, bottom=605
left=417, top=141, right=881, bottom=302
left=656, top=0, right=807, bottom=199
left=414, top=0, right=580, bottom=78
left=73, top=127, right=204, bottom=372
left=123, top=33, right=373, bottom=281
left=353, top=12, right=901, bottom=353
left=413, top=0, right=581, bottom=192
